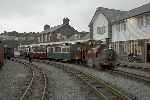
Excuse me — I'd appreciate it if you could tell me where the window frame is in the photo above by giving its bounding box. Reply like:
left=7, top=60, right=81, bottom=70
left=137, top=16, right=144, bottom=28
left=145, top=14, right=150, bottom=26
left=54, top=46, right=61, bottom=53
left=97, top=26, right=106, bottom=34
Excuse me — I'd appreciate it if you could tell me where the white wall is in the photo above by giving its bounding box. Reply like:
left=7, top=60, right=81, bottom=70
left=93, top=13, right=109, bottom=41
left=112, top=16, right=150, bottom=42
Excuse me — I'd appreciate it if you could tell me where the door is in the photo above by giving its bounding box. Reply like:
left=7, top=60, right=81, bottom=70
left=146, top=44, right=150, bottom=62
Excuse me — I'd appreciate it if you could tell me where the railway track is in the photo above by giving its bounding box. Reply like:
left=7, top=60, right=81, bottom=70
left=118, top=64, right=150, bottom=72
left=66, top=61, right=150, bottom=85
left=40, top=60, right=131, bottom=100
left=112, top=69, right=150, bottom=85
left=68, top=61, right=150, bottom=85
left=14, top=59, right=47, bottom=100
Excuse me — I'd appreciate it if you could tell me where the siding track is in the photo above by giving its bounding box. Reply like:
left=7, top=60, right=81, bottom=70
left=39, top=60, right=131, bottom=100
left=14, top=59, right=47, bottom=100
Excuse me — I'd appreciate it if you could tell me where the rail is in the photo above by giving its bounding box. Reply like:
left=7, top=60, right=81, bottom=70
left=14, top=59, right=47, bottom=100
left=41, top=60, right=131, bottom=100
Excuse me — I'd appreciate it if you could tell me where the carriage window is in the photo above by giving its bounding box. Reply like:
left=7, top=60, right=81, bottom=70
left=55, top=47, right=61, bottom=52
left=67, top=48, right=70, bottom=52
left=62, top=48, right=67, bottom=52
left=48, top=48, right=53, bottom=53
left=32, top=47, right=46, bottom=52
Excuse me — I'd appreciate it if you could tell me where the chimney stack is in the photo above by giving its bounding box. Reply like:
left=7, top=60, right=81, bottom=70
left=63, top=17, right=70, bottom=25
left=44, top=24, right=50, bottom=31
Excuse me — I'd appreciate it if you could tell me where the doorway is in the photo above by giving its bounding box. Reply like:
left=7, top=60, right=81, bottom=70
left=146, top=44, right=150, bottom=62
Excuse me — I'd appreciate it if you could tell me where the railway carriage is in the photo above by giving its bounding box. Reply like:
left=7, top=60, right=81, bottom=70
left=19, top=44, right=47, bottom=59
left=47, top=43, right=71, bottom=61
left=31, top=45, right=47, bottom=59
left=70, top=40, right=98, bottom=64
left=70, top=42, right=82, bottom=63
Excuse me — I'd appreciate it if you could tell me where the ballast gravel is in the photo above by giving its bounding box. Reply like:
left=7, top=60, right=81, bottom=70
left=0, top=60, right=30, bottom=100
left=68, top=64, right=150, bottom=100
left=34, top=62, right=100, bottom=100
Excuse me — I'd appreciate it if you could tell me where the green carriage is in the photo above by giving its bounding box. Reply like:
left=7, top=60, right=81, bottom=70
left=47, top=44, right=71, bottom=61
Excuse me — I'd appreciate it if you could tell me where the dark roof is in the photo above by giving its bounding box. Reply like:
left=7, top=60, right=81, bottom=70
left=41, top=24, right=64, bottom=34
left=112, top=3, right=150, bottom=23
left=90, top=2, right=150, bottom=25
left=89, top=7, right=127, bottom=25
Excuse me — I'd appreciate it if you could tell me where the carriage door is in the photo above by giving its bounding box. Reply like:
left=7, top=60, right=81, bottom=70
left=146, top=44, right=150, bottom=62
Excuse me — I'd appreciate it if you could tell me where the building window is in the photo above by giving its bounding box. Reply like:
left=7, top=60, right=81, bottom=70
left=47, top=34, right=49, bottom=41
left=56, top=33, right=61, bottom=40
left=97, top=26, right=106, bottom=34
left=121, top=22, right=126, bottom=31
left=49, top=34, right=51, bottom=41
left=45, top=34, right=47, bottom=42
left=38, top=37, right=40, bottom=43
left=137, top=16, right=144, bottom=27
left=42, top=35, right=44, bottom=42
left=145, top=14, right=150, bottom=26
left=116, top=22, right=126, bottom=32
left=116, top=24, right=120, bottom=32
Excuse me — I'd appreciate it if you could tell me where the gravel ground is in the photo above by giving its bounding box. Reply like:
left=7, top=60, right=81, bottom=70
left=117, top=67, right=150, bottom=78
left=0, top=60, right=31, bottom=100
left=33, top=62, right=100, bottom=100
left=68, top=64, right=150, bottom=100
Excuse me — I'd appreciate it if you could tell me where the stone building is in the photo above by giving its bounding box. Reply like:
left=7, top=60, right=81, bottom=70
left=38, top=18, right=79, bottom=43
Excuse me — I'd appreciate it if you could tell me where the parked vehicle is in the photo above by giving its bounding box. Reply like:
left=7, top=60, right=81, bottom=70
left=47, top=44, right=71, bottom=61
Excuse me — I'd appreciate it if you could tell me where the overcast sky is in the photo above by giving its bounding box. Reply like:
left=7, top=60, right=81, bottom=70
left=0, top=0, right=149, bottom=33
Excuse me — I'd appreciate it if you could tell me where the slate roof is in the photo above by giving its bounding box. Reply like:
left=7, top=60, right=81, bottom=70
left=126, top=3, right=150, bottom=18
left=90, top=2, right=150, bottom=25
left=41, top=24, right=64, bottom=34
left=89, top=7, right=127, bottom=25
left=112, top=2, right=150, bottom=23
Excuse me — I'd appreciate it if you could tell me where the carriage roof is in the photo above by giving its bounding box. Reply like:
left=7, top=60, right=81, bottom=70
left=19, top=39, right=93, bottom=48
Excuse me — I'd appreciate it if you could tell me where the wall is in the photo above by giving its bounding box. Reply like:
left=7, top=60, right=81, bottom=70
left=112, top=13, right=150, bottom=42
left=93, top=13, right=109, bottom=41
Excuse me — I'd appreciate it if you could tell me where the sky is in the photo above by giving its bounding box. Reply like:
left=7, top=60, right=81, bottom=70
left=0, top=0, right=149, bottom=33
